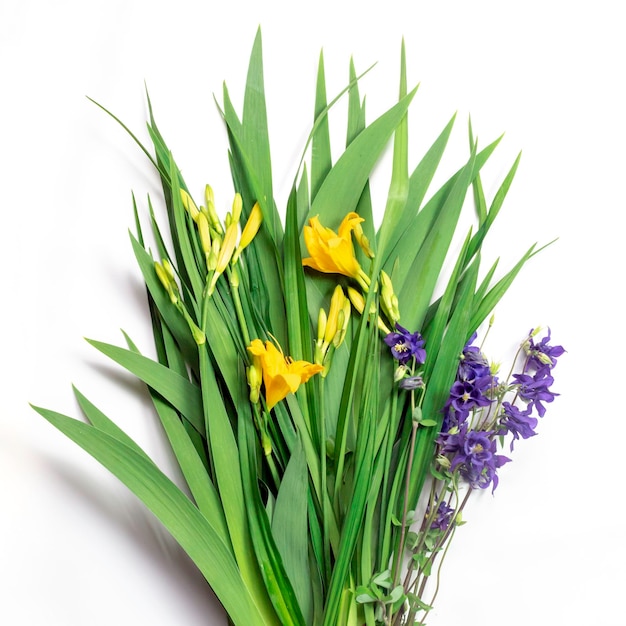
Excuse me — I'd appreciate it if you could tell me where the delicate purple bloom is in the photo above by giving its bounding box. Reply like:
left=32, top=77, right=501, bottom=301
left=441, top=403, right=469, bottom=431
left=513, top=366, right=558, bottom=417
left=399, top=375, right=425, bottom=390
left=428, top=501, right=455, bottom=531
left=440, top=425, right=510, bottom=491
left=458, top=334, right=492, bottom=383
left=384, top=324, right=426, bottom=365
left=441, top=337, right=495, bottom=431
left=498, top=401, right=538, bottom=450
left=448, top=380, right=492, bottom=414
left=527, top=328, right=565, bottom=369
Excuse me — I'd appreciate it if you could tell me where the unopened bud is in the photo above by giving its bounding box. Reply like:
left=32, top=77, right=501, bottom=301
left=162, top=258, right=176, bottom=281
left=204, top=184, right=215, bottom=208
left=215, top=222, right=238, bottom=274
left=347, top=287, right=365, bottom=314
left=394, top=365, right=408, bottom=382
left=437, top=454, right=451, bottom=470
left=333, top=300, right=351, bottom=348
left=324, top=285, right=345, bottom=345
left=208, top=239, right=220, bottom=271
left=261, top=430, right=272, bottom=456
left=180, top=189, right=200, bottom=221
left=353, top=221, right=375, bottom=258
left=317, top=308, right=327, bottom=345
left=247, top=362, right=262, bottom=404
left=197, top=211, right=212, bottom=256
left=231, top=193, right=243, bottom=224
left=234, top=202, right=263, bottom=263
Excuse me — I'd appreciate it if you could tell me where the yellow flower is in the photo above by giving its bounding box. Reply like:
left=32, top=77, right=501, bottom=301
left=247, top=339, right=324, bottom=410
left=302, top=212, right=364, bottom=279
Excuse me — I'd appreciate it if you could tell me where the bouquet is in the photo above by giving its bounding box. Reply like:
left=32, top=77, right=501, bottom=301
left=32, top=29, right=564, bottom=625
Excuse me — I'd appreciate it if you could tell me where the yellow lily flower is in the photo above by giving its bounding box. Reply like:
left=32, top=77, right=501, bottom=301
left=247, top=339, right=324, bottom=410
left=302, top=212, right=365, bottom=279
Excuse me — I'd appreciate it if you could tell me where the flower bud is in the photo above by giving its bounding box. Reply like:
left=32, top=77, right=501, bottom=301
left=324, top=285, right=345, bottom=345
left=204, top=184, right=215, bottom=208
left=347, top=287, right=365, bottom=314
left=215, top=222, right=239, bottom=275
left=238, top=202, right=263, bottom=249
left=197, top=211, right=212, bottom=256
left=317, top=308, right=327, bottom=345
left=247, top=361, right=262, bottom=404
left=231, top=192, right=243, bottom=224
left=180, top=189, right=200, bottom=221
left=353, top=221, right=375, bottom=258
left=437, top=454, right=451, bottom=470
left=394, top=365, right=408, bottom=382
left=333, top=300, right=351, bottom=348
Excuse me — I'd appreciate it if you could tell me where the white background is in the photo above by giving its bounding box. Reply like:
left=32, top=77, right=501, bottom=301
left=1, top=1, right=623, bottom=624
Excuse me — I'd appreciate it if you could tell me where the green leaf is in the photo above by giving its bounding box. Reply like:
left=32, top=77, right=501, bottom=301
left=197, top=347, right=280, bottom=626
left=272, top=440, right=313, bottom=625
left=85, top=338, right=204, bottom=435
left=309, top=86, right=418, bottom=227
left=32, top=406, right=267, bottom=626
left=238, top=411, right=306, bottom=626
left=311, top=50, right=332, bottom=202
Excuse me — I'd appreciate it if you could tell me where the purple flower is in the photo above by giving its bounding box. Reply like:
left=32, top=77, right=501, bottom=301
left=498, top=401, right=538, bottom=450
left=513, top=366, right=558, bottom=417
left=527, top=328, right=565, bottom=369
left=458, top=334, right=492, bottom=382
left=441, top=335, right=495, bottom=431
left=428, top=501, right=455, bottom=531
left=440, top=425, right=510, bottom=491
left=384, top=324, right=426, bottom=366
left=448, top=380, right=493, bottom=414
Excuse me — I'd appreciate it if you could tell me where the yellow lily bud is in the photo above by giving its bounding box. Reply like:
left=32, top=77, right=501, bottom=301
left=204, top=184, right=215, bottom=208
left=347, top=287, right=391, bottom=334
left=333, top=299, right=351, bottom=348
left=324, top=285, right=345, bottom=345
left=208, top=239, right=219, bottom=271
left=233, top=202, right=263, bottom=264
left=231, top=193, right=243, bottom=224
left=315, top=308, right=328, bottom=366
left=155, top=260, right=179, bottom=304
left=317, top=308, right=327, bottom=345
left=216, top=222, right=239, bottom=275
left=247, top=357, right=262, bottom=404
left=205, top=197, right=223, bottom=234
left=154, top=261, right=172, bottom=291
left=347, top=287, right=365, bottom=314
left=380, top=270, right=400, bottom=324
left=197, top=211, right=212, bottom=256
left=353, top=221, right=375, bottom=259
left=162, top=258, right=176, bottom=281
left=180, top=189, right=200, bottom=222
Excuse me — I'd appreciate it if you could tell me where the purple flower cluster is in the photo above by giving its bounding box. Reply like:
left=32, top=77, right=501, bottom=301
left=497, top=328, right=564, bottom=449
left=438, top=329, right=564, bottom=491
left=428, top=501, right=455, bottom=532
left=384, top=324, right=426, bottom=366
left=442, top=334, right=494, bottom=431
left=440, top=425, right=510, bottom=491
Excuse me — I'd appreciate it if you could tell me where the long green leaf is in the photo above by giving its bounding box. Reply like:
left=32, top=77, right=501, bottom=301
left=309, top=86, right=418, bottom=226
left=86, top=339, right=204, bottom=434
left=272, top=440, right=313, bottom=625
left=32, top=406, right=267, bottom=626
